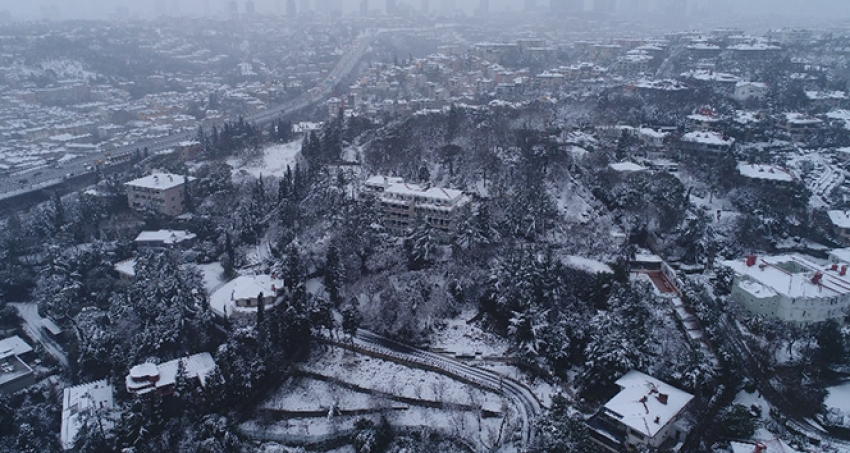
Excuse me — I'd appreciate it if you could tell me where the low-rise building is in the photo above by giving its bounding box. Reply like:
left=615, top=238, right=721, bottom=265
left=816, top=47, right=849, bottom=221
left=135, top=229, right=197, bottom=249
left=778, top=113, right=822, bottom=140
left=209, top=274, right=285, bottom=317
left=828, top=210, right=850, bottom=245
left=61, top=380, right=115, bottom=450
left=125, top=173, right=194, bottom=217
left=737, top=163, right=796, bottom=186
left=681, top=131, right=734, bottom=153
left=587, top=370, right=693, bottom=452
left=0, top=335, right=36, bottom=394
left=364, top=175, right=471, bottom=234
left=126, top=353, right=216, bottom=398
left=722, top=254, right=850, bottom=323
left=733, top=82, right=769, bottom=102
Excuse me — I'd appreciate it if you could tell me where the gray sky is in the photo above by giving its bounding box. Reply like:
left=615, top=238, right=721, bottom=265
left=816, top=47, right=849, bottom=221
left=0, top=0, right=847, bottom=24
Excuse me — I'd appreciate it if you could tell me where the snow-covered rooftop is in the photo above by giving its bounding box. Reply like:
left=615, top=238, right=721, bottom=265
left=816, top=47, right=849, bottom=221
left=209, top=274, right=284, bottom=317
left=609, top=162, right=647, bottom=172
left=126, top=353, right=216, bottom=395
left=784, top=112, right=822, bottom=125
left=737, top=163, right=795, bottom=182
left=125, top=172, right=193, bottom=191
left=829, top=210, right=850, bottom=229
left=135, top=229, right=197, bottom=245
left=0, top=335, right=32, bottom=359
left=384, top=182, right=465, bottom=203
left=722, top=254, right=850, bottom=299
left=681, top=69, right=740, bottom=83
left=682, top=131, right=734, bottom=147
left=114, top=259, right=136, bottom=278
left=62, top=380, right=114, bottom=450
left=603, top=370, right=693, bottom=439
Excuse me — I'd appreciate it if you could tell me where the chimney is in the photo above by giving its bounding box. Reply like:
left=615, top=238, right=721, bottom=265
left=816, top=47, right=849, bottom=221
left=657, top=393, right=668, bottom=404
left=746, top=255, right=757, bottom=267
left=832, top=264, right=839, bottom=271
left=654, top=416, right=660, bottom=424
left=754, top=442, right=767, bottom=453
left=841, top=265, right=847, bottom=276
left=812, top=271, right=823, bottom=285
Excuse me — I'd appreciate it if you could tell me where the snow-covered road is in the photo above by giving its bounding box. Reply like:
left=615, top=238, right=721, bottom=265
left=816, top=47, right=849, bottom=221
left=325, top=330, right=543, bottom=450
left=10, top=302, right=70, bottom=368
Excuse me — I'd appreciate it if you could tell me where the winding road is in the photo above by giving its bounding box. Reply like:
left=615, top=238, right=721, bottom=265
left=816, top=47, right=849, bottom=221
left=324, top=329, right=542, bottom=451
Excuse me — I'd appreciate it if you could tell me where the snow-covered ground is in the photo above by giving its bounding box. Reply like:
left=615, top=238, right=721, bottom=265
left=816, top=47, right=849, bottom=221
left=193, top=262, right=225, bottom=295
left=299, top=347, right=504, bottom=408
left=228, top=141, right=302, bottom=182
left=250, top=344, right=518, bottom=451
left=428, top=310, right=510, bottom=358
left=826, top=380, right=850, bottom=412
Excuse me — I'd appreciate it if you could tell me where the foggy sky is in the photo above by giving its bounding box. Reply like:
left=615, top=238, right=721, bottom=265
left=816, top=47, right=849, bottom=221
left=0, top=0, right=847, bottom=25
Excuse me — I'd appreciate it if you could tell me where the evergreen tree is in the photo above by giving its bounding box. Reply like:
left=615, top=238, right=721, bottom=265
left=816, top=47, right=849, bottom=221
left=324, top=245, right=343, bottom=306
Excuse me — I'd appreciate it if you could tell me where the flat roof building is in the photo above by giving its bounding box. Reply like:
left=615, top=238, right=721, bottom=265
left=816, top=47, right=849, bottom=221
left=61, top=380, right=115, bottom=450
left=125, top=173, right=194, bottom=217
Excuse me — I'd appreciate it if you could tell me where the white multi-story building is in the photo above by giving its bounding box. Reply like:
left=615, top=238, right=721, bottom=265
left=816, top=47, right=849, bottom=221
left=364, top=176, right=471, bottom=234
left=61, top=380, right=115, bottom=450
left=733, top=81, right=768, bottom=102
left=722, top=254, right=850, bottom=324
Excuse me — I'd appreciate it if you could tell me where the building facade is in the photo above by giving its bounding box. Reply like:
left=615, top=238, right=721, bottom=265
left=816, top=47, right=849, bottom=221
left=587, top=370, right=693, bottom=452
left=364, top=176, right=471, bottom=234
left=722, top=254, right=850, bottom=324
left=125, top=173, right=193, bottom=217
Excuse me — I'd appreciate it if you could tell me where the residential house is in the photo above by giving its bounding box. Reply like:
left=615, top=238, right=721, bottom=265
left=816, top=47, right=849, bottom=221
left=587, top=370, right=694, bottom=452
left=209, top=274, right=285, bottom=317
left=125, top=353, right=216, bottom=398
left=778, top=113, right=822, bottom=140
left=681, top=131, right=734, bottom=153
left=828, top=210, right=850, bottom=245
left=61, top=380, right=115, bottom=450
left=733, top=82, right=769, bottom=102
left=125, top=173, right=194, bottom=217
left=135, top=229, right=197, bottom=250
left=721, top=254, right=850, bottom=323
left=0, top=336, right=36, bottom=394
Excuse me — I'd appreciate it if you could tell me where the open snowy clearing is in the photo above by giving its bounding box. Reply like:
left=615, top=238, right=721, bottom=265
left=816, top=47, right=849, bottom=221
left=193, top=262, right=226, bottom=295
left=248, top=345, right=520, bottom=451
left=428, top=310, right=511, bottom=359
left=826, top=380, right=850, bottom=412
left=228, top=141, right=302, bottom=182
left=299, top=346, right=505, bottom=409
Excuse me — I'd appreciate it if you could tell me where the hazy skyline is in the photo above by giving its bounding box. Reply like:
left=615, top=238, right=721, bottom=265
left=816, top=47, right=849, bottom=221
left=0, top=0, right=847, bottom=26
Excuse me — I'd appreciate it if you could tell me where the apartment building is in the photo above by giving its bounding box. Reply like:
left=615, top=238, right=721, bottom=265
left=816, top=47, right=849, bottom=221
left=364, top=176, right=471, bottom=234
left=125, top=172, right=194, bottom=217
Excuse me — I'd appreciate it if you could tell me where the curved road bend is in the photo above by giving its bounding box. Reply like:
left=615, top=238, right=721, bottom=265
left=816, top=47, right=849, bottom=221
left=325, top=329, right=542, bottom=450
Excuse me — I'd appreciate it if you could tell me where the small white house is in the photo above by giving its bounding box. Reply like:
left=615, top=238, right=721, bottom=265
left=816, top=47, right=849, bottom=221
left=587, top=371, right=693, bottom=452
left=733, top=81, right=768, bottom=102
left=126, top=353, right=216, bottom=397
left=209, top=274, right=285, bottom=317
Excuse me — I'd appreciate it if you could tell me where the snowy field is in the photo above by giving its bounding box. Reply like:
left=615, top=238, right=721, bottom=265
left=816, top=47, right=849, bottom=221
left=228, top=141, right=302, bottom=182
left=193, top=262, right=225, bottom=295
left=826, top=381, right=850, bottom=412
left=428, top=310, right=511, bottom=358
left=298, top=347, right=505, bottom=409
left=249, top=345, right=519, bottom=451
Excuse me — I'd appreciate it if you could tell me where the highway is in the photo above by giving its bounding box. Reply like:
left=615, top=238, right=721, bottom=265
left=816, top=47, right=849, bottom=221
left=0, top=33, right=373, bottom=201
